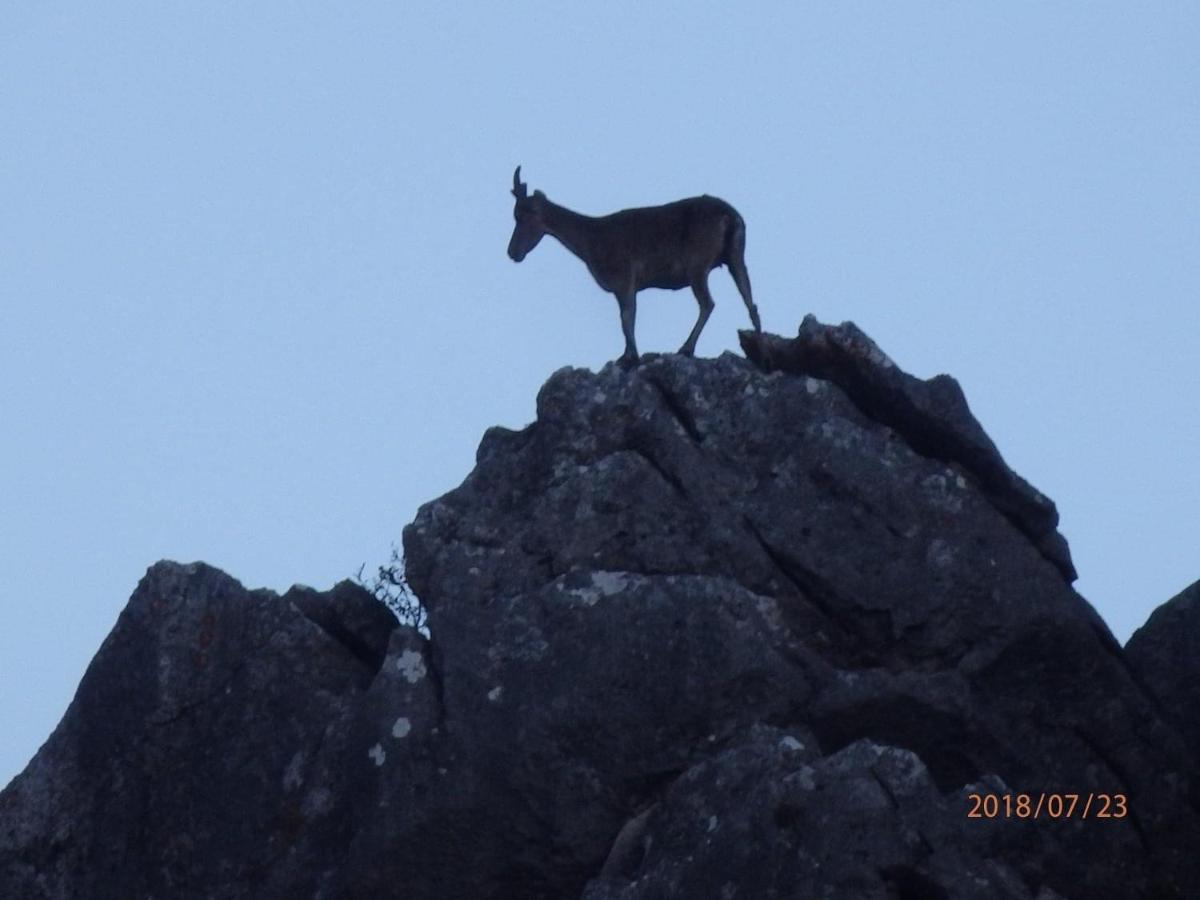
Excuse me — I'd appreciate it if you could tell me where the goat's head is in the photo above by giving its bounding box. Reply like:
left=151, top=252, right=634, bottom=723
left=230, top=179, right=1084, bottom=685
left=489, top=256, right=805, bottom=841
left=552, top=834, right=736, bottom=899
left=508, top=166, right=547, bottom=262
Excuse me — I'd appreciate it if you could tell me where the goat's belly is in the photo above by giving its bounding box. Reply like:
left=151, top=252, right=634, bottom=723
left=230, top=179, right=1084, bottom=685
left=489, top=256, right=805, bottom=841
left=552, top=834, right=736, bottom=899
left=644, top=273, right=690, bottom=291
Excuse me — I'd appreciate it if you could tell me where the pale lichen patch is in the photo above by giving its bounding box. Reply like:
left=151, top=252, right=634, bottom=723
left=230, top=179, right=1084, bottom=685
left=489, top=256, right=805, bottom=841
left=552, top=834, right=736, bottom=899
left=397, top=649, right=427, bottom=684
left=564, top=570, right=630, bottom=607
left=794, top=764, right=816, bottom=790
left=779, top=735, right=806, bottom=753
left=591, top=570, right=628, bottom=596
left=392, top=717, right=412, bottom=739
left=368, top=743, right=386, bottom=767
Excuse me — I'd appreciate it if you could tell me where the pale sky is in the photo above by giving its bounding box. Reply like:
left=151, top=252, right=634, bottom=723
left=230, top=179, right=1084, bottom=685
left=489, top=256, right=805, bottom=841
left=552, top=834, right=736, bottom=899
left=2, top=2, right=1197, bottom=786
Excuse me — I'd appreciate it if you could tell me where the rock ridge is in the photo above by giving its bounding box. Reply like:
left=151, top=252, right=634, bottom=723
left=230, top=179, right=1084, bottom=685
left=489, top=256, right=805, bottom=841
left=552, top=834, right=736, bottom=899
left=2, top=319, right=1198, bottom=899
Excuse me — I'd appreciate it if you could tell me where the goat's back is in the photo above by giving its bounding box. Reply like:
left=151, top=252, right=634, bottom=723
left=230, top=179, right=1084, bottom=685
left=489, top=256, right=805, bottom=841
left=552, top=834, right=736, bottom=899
left=591, top=195, right=743, bottom=289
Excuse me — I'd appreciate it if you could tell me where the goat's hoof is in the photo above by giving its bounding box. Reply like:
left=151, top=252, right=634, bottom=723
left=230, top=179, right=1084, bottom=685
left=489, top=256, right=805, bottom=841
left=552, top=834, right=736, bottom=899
left=677, top=346, right=696, bottom=358
left=618, top=353, right=640, bottom=369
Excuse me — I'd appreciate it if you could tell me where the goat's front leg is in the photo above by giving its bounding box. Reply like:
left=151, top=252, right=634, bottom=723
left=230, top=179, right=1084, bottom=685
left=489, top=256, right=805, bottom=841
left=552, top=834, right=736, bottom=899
left=617, top=291, right=639, bottom=367
left=679, top=276, right=715, bottom=357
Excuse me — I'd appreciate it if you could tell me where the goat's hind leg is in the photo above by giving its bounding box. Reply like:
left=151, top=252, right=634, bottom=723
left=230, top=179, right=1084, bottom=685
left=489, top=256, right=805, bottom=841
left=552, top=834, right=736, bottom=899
left=728, top=238, right=761, bottom=332
left=680, top=275, right=715, bottom=357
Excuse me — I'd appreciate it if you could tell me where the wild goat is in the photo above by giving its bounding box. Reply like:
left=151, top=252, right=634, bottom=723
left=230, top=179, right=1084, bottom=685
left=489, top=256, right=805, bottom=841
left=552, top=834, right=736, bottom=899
left=507, top=167, right=761, bottom=366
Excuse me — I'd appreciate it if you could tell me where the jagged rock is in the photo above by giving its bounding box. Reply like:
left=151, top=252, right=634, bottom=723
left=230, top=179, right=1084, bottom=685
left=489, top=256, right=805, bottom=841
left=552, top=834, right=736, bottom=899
left=740, top=315, right=1076, bottom=582
left=342, top=572, right=818, bottom=899
left=266, top=622, right=438, bottom=899
left=582, top=731, right=1052, bottom=900
left=286, top=579, right=400, bottom=684
left=3, top=320, right=1198, bottom=899
left=0, top=562, right=413, bottom=899
left=1126, top=579, right=1200, bottom=760
left=402, top=334, right=1196, bottom=898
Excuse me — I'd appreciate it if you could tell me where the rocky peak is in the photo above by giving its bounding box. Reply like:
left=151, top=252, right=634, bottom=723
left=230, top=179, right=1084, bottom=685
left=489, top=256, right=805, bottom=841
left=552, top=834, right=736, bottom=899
left=2, top=319, right=1197, bottom=899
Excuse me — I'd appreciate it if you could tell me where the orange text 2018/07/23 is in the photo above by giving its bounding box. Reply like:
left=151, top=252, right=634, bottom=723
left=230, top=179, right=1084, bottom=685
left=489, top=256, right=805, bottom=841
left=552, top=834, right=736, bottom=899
left=966, top=793, right=1128, bottom=820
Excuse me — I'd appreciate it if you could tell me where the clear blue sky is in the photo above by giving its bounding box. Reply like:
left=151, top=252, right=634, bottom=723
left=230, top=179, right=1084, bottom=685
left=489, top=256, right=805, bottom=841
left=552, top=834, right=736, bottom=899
left=2, top=3, right=1197, bottom=786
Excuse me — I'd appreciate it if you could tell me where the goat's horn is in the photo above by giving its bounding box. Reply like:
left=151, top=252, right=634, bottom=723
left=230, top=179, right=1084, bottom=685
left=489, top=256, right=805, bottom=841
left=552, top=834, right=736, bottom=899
left=512, top=165, right=527, bottom=198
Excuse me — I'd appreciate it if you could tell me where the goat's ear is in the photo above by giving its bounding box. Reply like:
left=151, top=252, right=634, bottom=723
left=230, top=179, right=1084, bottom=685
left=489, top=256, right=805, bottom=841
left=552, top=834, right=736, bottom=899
left=533, top=189, right=546, bottom=200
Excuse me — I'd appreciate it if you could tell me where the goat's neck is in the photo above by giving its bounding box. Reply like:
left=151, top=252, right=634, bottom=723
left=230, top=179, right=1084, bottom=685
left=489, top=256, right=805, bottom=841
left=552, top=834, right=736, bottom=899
left=541, top=200, right=598, bottom=266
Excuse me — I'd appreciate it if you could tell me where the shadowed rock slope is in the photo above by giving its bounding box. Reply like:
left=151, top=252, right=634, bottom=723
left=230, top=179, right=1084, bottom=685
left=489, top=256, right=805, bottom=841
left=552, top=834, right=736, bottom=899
left=1126, top=579, right=1200, bottom=763
left=3, top=318, right=1198, bottom=899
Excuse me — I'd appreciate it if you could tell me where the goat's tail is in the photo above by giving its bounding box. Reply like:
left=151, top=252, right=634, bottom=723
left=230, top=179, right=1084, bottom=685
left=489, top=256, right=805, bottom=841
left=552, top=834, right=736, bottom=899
left=726, top=213, right=761, bottom=332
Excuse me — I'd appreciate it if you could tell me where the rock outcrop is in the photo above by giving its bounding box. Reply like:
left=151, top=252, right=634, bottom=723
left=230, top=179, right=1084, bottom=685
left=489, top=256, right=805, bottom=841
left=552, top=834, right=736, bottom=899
left=2, top=319, right=1197, bottom=899
left=1126, top=579, right=1200, bottom=761
left=0, top=565, right=421, bottom=899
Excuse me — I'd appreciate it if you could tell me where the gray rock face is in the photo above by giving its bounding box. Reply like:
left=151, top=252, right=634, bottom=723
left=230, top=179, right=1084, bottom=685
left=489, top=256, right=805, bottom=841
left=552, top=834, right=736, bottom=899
left=2, top=319, right=1197, bottom=899
left=581, top=733, right=1058, bottom=900
left=740, top=315, right=1076, bottom=582
left=1126, top=579, right=1200, bottom=760
left=0, top=562, right=426, bottom=899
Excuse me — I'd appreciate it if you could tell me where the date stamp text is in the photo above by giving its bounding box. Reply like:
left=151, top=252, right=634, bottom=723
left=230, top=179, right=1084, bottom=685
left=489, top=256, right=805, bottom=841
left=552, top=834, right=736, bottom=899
left=967, top=792, right=1128, bottom=820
